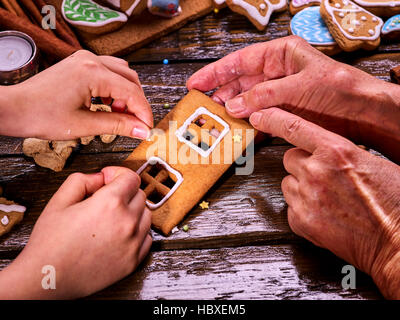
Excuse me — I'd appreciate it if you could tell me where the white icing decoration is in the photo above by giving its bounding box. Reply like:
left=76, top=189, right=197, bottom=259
left=343, top=0, right=349, bottom=4
left=335, top=3, right=341, bottom=7
left=324, top=0, right=383, bottom=40
left=361, top=15, right=367, bottom=20
left=291, top=0, right=321, bottom=7
left=260, top=3, right=266, bottom=9
left=231, top=0, right=286, bottom=26
left=1, top=215, right=9, bottom=226
left=136, top=156, right=183, bottom=210
left=339, top=12, right=344, bottom=16
left=372, top=17, right=377, bottom=21
left=352, top=19, right=360, bottom=26
left=126, top=0, right=142, bottom=16
left=368, top=29, right=374, bottom=35
left=353, top=0, right=400, bottom=7
left=0, top=203, right=26, bottom=213
left=214, top=0, right=226, bottom=4
left=62, top=0, right=127, bottom=27
left=348, top=27, right=354, bottom=32
left=175, top=106, right=230, bottom=158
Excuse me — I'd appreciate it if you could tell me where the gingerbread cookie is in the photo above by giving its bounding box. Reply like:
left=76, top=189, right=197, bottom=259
left=320, top=0, right=383, bottom=51
left=353, top=0, right=400, bottom=17
left=0, top=197, right=26, bottom=238
left=226, top=0, right=287, bottom=31
left=105, top=0, right=147, bottom=16
left=62, top=0, right=128, bottom=35
left=124, top=90, right=256, bottom=235
left=289, top=0, right=321, bottom=15
left=214, top=0, right=227, bottom=9
left=382, top=14, right=400, bottom=40
left=290, top=6, right=341, bottom=55
left=148, top=0, right=182, bottom=18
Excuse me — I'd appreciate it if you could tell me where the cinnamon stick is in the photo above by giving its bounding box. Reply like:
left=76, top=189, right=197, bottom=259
left=0, top=7, right=77, bottom=60
left=34, top=0, right=82, bottom=49
left=9, top=0, right=30, bottom=20
left=390, top=65, right=400, bottom=84
left=0, top=0, right=17, bottom=15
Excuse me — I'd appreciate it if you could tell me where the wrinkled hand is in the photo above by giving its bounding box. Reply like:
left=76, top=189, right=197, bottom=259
left=249, top=108, right=400, bottom=299
left=0, top=167, right=152, bottom=299
left=0, top=50, right=153, bottom=140
left=187, top=36, right=400, bottom=162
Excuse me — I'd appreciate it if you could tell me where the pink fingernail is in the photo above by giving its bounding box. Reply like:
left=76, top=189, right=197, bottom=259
left=132, top=127, right=150, bottom=140
left=226, top=96, right=245, bottom=114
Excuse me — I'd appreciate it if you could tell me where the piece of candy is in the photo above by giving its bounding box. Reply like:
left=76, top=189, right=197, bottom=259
left=148, top=0, right=181, bottom=18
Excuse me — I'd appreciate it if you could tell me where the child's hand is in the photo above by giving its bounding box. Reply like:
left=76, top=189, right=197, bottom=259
left=0, top=167, right=152, bottom=299
left=0, top=50, right=153, bottom=140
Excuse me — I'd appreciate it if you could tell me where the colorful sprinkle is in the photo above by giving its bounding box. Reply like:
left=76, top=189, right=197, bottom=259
left=163, top=59, right=169, bottom=65
left=1, top=215, right=9, bottom=226
left=214, top=8, right=219, bottom=13
left=163, top=103, right=170, bottom=109
left=182, top=225, right=189, bottom=232
left=232, top=134, right=242, bottom=143
left=199, top=201, right=209, bottom=209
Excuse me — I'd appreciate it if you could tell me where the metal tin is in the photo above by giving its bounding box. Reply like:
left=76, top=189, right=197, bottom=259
left=0, top=31, right=39, bottom=85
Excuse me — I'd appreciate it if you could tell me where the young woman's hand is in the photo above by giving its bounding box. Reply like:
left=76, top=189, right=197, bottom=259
left=0, top=50, right=153, bottom=141
left=250, top=108, right=400, bottom=299
left=0, top=166, right=152, bottom=299
left=187, top=36, right=400, bottom=162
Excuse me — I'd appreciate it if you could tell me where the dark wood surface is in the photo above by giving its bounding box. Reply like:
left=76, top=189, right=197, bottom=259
left=1, top=7, right=397, bottom=299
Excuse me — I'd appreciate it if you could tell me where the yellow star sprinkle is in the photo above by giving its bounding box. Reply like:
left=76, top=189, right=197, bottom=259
left=232, top=134, right=242, bottom=143
left=199, top=201, right=209, bottom=209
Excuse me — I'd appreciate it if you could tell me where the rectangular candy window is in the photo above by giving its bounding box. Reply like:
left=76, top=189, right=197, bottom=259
left=175, top=107, right=230, bottom=157
left=137, top=157, right=183, bottom=210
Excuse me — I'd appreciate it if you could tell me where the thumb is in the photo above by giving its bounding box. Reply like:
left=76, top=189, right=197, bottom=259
left=74, top=109, right=151, bottom=140
left=225, top=74, right=302, bottom=118
left=45, top=172, right=105, bottom=211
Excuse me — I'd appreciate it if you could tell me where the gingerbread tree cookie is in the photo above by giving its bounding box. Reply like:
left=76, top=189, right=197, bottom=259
left=320, top=0, right=383, bottom=51
left=104, top=0, right=147, bottom=16
left=226, top=0, right=287, bottom=31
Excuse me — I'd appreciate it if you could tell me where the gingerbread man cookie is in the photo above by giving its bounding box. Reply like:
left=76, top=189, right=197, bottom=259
left=353, top=0, right=400, bottom=17
left=214, top=0, right=227, bottom=9
left=290, top=6, right=341, bottom=55
left=226, top=0, right=287, bottom=31
left=320, top=0, right=383, bottom=51
left=382, top=14, right=400, bottom=40
left=289, top=0, right=321, bottom=15
left=105, top=0, right=147, bottom=16
left=0, top=197, right=26, bottom=238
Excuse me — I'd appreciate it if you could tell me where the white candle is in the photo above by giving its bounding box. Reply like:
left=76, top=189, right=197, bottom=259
left=0, top=36, right=33, bottom=72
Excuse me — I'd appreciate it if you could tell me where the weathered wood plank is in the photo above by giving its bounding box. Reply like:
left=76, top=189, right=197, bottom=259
left=91, top=243, right=381, bottom=299
left=0, top=243, right=381, bottom=300
left=0, top=145, right=294, bottom=253
left=124, top=10, right=400, bottom=63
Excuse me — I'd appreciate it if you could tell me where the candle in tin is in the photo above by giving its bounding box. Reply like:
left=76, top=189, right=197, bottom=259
left=0, top=31, right=39, bottom=85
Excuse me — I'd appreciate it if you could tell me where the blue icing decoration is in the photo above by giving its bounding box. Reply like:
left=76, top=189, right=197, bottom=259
left=148, top=0, right=180, bottom=18
left=290, top=6, right=336, bottom=45
left=382, top=14, right=400, bottom=34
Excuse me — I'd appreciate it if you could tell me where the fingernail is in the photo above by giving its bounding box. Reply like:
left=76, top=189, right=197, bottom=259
left=226, top=96, right=245, bottom=114
left=132, top=127, right=150, bottom=140
left=212, top=95, right=224, bottom=105
left=250, top=112, right=262, bottom=127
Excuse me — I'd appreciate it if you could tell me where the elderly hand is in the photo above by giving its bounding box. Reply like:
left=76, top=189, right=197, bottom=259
left=187, top=36, right=400, bottom=162
left=249, top=107, right=400, bottom=299
left=0, top=50, right=153, bottom=141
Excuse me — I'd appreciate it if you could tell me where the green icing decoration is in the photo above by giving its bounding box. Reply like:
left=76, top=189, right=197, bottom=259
left=62, top=0, right=126, bottom=24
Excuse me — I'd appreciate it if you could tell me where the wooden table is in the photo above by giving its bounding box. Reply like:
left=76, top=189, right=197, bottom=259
left=1, top=8, right=399, bottom=300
